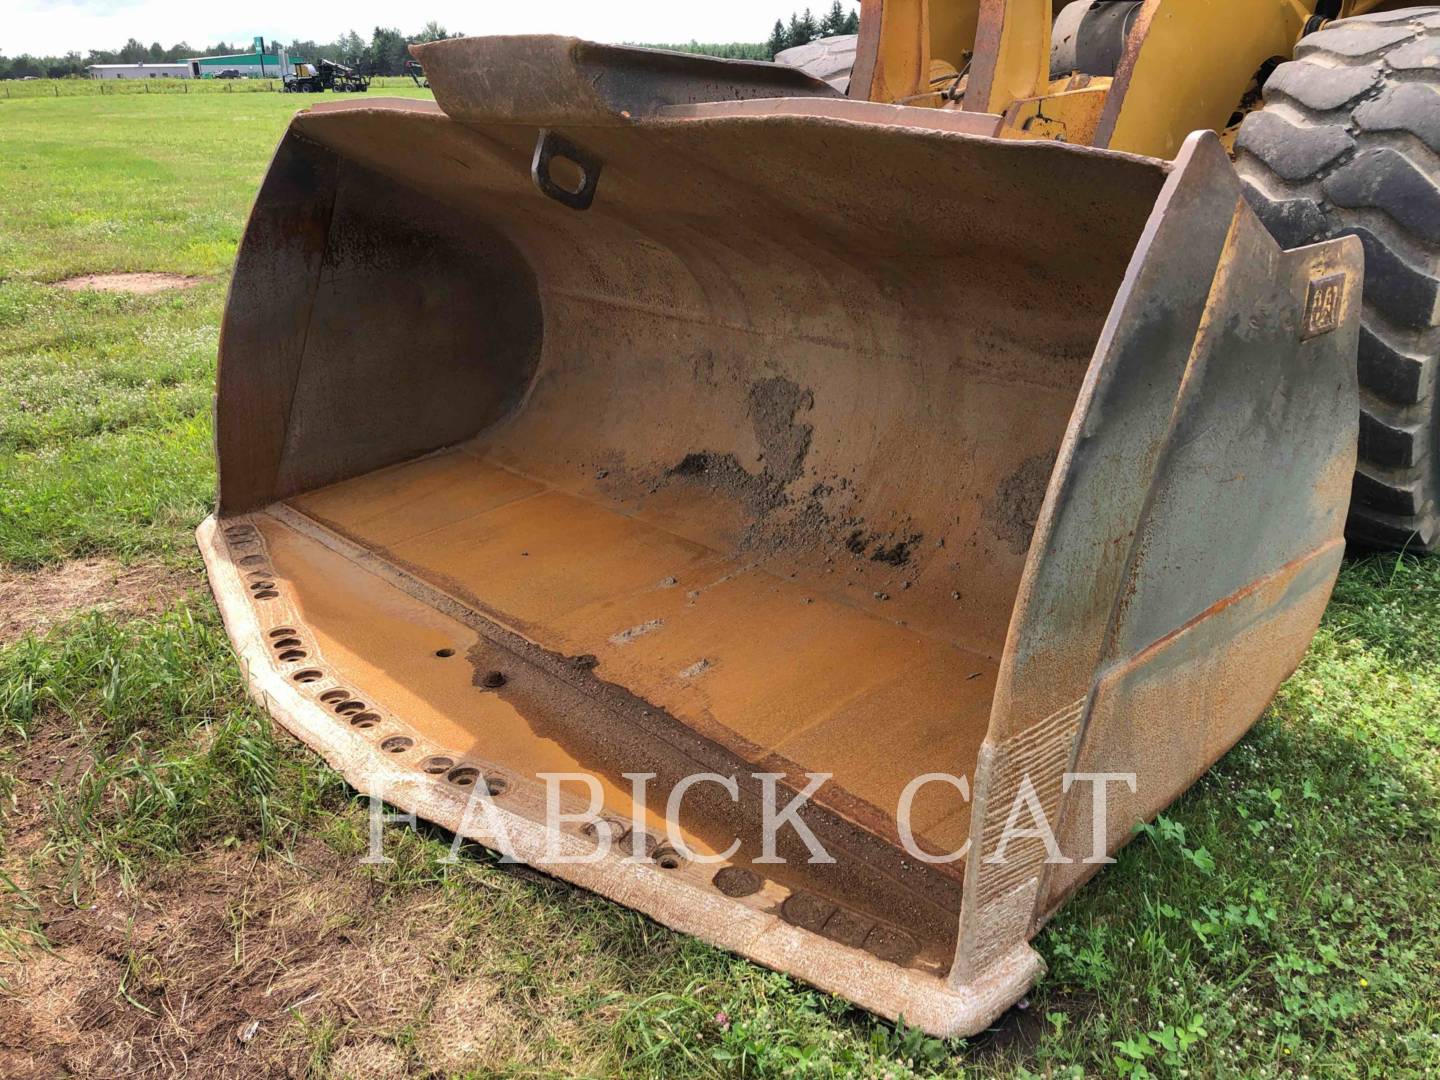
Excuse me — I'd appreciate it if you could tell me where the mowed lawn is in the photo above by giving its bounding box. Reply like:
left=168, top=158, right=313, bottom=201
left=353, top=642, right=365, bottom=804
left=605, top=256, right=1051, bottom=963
left=1, top=90, right=1438, bottom=1079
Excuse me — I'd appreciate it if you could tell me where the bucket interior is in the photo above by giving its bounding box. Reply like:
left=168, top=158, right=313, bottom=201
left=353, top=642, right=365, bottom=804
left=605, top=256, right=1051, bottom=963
left=216, top=101, right=1167, bottom=966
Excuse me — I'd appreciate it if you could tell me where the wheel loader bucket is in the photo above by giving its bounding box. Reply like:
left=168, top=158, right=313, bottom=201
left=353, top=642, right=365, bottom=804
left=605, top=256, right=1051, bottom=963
left=200, top=37, right=1362, bottom=1036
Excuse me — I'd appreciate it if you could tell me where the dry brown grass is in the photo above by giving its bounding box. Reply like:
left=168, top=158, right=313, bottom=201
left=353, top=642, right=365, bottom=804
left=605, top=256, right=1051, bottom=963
left=54, top=273, right=206, bottom=295
left=0, top=559, right=196, bottom=646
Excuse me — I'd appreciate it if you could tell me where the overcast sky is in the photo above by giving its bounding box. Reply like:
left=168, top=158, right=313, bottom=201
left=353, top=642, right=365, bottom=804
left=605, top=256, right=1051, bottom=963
left=7, top=0, right=859, bottom=57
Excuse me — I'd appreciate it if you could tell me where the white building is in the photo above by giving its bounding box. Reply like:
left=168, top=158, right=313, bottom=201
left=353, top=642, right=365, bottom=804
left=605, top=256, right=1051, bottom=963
left=86, top=40, right=294, bottom=81
left=87, top=63, right=193, bottom=79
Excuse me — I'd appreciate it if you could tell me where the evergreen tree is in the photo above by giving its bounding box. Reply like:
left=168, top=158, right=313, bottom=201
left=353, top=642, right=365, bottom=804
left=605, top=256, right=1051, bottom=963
left=843, top=9, right=861, bottom=33
left=821, top=0, right=847, bottom=36
left=767, top=19, right=789, bottom=58
left=333, top=30, right=367, bottom=67
left=49, top=51, right=83, bottom=77
left=785, top=13, right=805, bottom=49
left=411, top=21, right=454, bottom=45
left=286, top=40, right=320, bottom=63
left=366, top=26, right=408, bottom=75
left=798, top=8, right=820, bottom=43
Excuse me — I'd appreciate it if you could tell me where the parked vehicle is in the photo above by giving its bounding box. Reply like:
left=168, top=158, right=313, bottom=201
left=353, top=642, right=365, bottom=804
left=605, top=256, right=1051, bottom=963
left=282, top=58, right=370, bottom=93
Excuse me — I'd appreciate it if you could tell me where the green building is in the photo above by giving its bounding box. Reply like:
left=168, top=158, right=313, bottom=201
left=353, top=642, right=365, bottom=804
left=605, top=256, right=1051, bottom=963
left=188, top=38, right=295, bottom=79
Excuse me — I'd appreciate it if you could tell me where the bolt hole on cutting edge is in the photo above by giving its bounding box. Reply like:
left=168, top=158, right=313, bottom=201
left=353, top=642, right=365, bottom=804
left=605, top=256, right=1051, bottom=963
left=446, top=765, right=479, bottom=787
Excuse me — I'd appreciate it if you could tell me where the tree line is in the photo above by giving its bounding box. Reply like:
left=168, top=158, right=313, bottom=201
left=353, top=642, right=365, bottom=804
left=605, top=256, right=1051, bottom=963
left=0, top=22, right=461, bottom=80
left=644, top=2, right=859, bottom=61
left=0, top=5, right=859, bottom=81
left=768, top=2, right=860, bottom=58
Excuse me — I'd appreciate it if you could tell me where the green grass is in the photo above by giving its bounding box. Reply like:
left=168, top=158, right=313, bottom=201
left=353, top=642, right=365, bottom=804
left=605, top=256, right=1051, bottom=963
left=2, top=607, right=344, bottom=880
left=0, top=75, right=426, bottom=99
left=0, top=90, right=430, bottom=566
left=1, top=91, right=1438, bottom=1078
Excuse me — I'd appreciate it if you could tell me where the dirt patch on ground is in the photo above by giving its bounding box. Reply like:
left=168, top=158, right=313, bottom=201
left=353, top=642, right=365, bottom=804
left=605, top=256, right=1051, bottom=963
left=0, top=834, right=547, bottom=1079
left=54, top=272, right=205, bottom=294
left=0, top=711, right=591, bottom=1079
left=0, top=558, right=197, bottom=645
left=0, top=728, right=92, bottom=863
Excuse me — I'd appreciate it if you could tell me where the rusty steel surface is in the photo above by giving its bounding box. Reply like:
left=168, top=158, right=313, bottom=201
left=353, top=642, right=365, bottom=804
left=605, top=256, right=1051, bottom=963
left=204, top=36, right=1361, bottom=1035
left=414, top=36, right=841, bottom=126
left=955, top=132, right=1361, bottom=979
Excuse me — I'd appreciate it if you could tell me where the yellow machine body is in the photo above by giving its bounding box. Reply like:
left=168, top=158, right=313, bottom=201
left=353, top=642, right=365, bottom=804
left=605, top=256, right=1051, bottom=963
left=854, top=0, right=1403, bottom=155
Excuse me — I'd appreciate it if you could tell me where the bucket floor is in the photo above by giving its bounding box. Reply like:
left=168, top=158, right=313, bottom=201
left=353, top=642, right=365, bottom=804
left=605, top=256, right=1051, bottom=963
left=285, top=445, right=993, bottom=855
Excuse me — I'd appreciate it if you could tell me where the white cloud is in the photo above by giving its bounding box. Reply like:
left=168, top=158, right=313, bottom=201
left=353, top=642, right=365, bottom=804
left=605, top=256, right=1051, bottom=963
left=8, top=0, right=857, bottom=57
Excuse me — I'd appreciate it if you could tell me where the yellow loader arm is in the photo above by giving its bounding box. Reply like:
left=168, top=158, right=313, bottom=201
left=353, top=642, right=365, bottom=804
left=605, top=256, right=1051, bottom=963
left=853, top=0, right=1397, bottom=156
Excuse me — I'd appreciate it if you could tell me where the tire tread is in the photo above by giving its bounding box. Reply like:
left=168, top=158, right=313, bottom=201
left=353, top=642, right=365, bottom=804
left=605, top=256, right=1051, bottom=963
left=1236, top=8, right=1440, bottom=552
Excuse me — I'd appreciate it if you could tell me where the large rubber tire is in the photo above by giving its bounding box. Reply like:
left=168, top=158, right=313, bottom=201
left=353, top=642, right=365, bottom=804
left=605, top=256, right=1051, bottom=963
left=1235, top=9, right=1440, bottom=552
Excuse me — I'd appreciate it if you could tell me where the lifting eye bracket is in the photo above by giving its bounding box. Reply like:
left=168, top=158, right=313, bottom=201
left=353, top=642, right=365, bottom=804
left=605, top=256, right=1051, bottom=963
left=532, top=129, right=604, bottom=211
